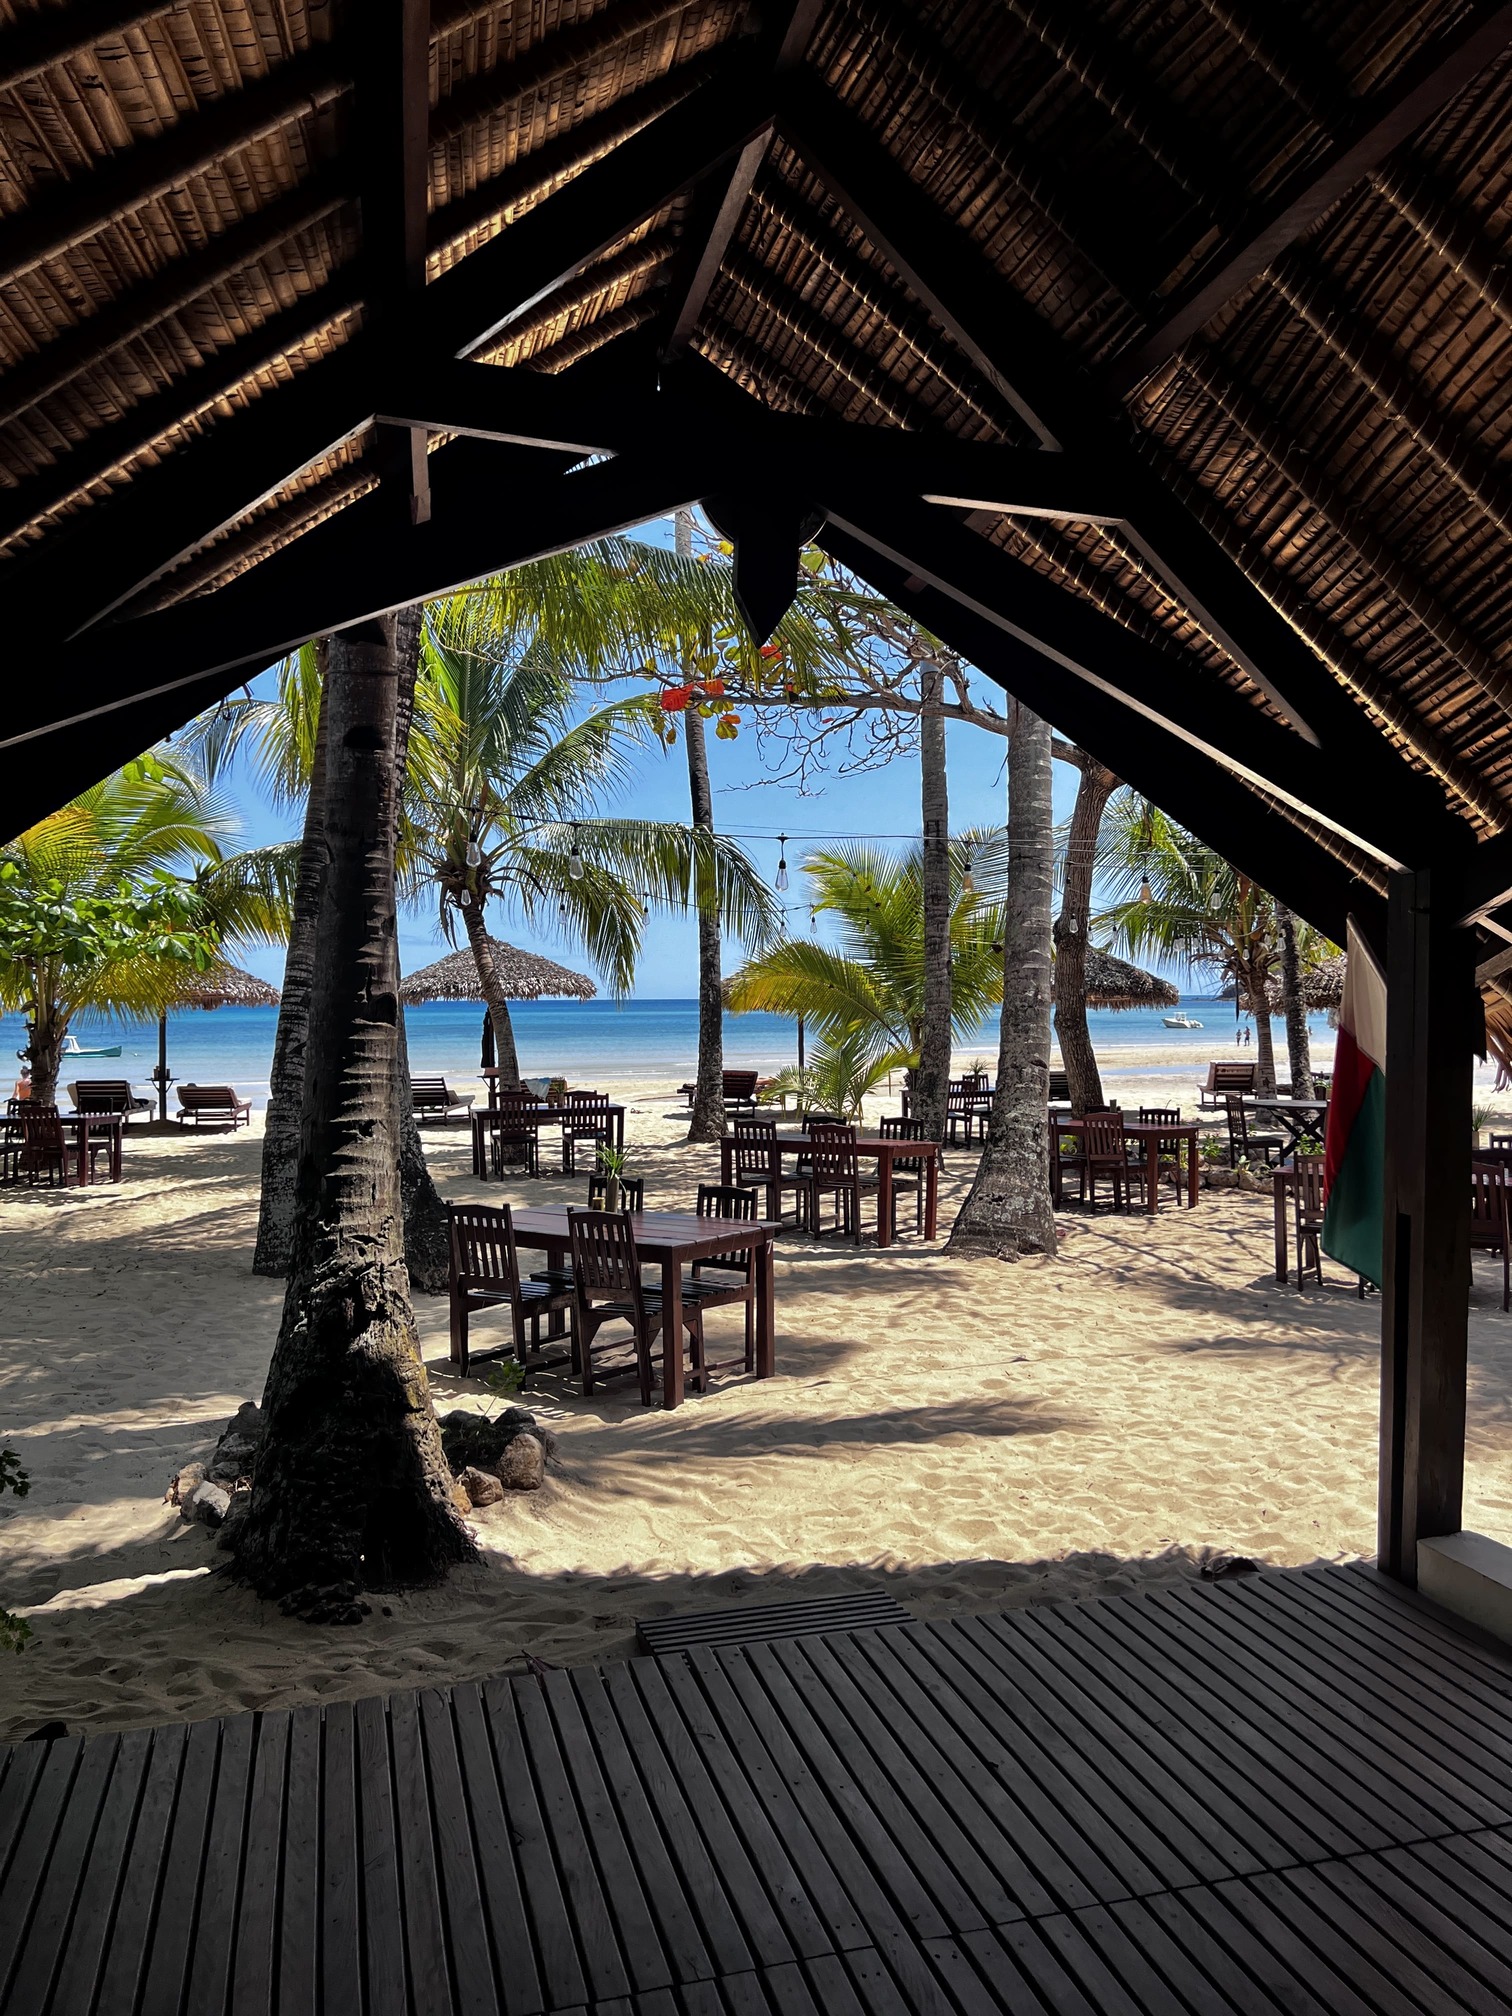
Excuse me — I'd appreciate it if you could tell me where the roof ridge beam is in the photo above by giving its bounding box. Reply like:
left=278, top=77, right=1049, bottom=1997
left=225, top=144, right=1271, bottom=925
left=0, top=40, right=350, bottom=290
left=1105, top=0, right=1512, bottom=393
left=1270, top=247, right=1512, bottom=543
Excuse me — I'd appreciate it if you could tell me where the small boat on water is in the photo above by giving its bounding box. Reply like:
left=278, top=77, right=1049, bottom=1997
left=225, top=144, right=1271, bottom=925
left=62, top=1035, right=122, bottom=1058
left=1163, top=1013, right=1204, bottom=1029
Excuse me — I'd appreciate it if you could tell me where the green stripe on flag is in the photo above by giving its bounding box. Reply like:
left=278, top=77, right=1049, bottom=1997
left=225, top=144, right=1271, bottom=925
left=1322, top=1068, right=1386, bottom=1289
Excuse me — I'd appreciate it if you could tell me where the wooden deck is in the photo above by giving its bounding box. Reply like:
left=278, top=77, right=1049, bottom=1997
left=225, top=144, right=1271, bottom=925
left=5, top=1566, right=1512, bottom=2013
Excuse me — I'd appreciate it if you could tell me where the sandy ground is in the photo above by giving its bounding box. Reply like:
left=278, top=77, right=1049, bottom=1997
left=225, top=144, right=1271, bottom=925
left=5, top=1066, right=1512, bottom=1743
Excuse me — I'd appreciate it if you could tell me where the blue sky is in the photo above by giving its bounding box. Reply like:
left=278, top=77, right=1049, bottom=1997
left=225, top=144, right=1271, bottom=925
left=218, top=512, right=1087, bottom=998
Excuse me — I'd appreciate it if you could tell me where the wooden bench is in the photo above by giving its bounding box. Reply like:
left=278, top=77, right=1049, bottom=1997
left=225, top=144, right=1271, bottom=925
left=1196, top=1059, right=1256, bottom=1109
left=411, top=1075, right=474, bottom=1123
left=68, top=1079, right=150, bottom=1121
left=174, top=1084, right=251, bottom=1129
left=636, top=1589, right=911, bottom=1656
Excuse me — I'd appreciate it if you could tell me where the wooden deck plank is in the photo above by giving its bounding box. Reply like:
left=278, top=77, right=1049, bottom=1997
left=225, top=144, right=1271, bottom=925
left=1223, top=1868, right=1435, bottom=2016
left=89, top=1722, right=187, bottom=2016
left=279, top=1706, right=322, bottom=2016
left=0, top=1741, right=45, bottom=1891
left=1309, top=1852, right=1512, bottom=2013
left=1297, top=1567, right=1512, bottom=1710
left=231, top=1710, right=289, bottom=2016
left=419, top=1686, right=506, bottom=2016
left=482, top=1675, right=591, bottom=2010
left=137, top=1717, right=222, bottom=2016
left=388, top=1690, right=454, bottom=2015
left=0, top=1736, right=83, bottom=2002
left=636, top=1595, right=911, bottom=1658
left=320, top=1701, right=365, bottom=2016
left=1100, top=1893, right=1313, bottom=2016
left=451, top=1681, right=548, bottom=2016
left=354, top=1691, right=410, bottom=2016
left=185, top=1711, right=256, bottom=2016
left=1132, top=1885, right=1372, bottom=2016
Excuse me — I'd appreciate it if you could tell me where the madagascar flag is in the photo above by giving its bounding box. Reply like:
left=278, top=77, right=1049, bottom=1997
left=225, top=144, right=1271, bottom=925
left=1322, top=920, right=1387, bottom=1288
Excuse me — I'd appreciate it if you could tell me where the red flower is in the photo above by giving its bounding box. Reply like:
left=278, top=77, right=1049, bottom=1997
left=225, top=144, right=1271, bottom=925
left=759, top=644, right=784, bottom=660
left=702, top=677, right=726, bottom=699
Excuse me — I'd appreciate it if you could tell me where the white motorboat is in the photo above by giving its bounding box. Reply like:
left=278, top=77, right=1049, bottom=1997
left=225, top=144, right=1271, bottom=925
left=1163, top=1013, right=1204, bottom=1029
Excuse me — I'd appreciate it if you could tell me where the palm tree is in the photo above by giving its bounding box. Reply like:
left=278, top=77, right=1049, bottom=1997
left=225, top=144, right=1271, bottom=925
left=407, top=596, right=778, bottom=1084
left=0, top=756, right=291, bottom=1105
left=1097, top=794, right=1283, bottom=1095
left=726, top=836, right=1005, bottom=1108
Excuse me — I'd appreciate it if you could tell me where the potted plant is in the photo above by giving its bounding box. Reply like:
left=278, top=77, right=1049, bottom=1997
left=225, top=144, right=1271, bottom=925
left=596, top=1143, right=628, bottom=1212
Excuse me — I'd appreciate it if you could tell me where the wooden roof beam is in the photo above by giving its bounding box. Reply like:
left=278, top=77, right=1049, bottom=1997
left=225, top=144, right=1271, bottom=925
left=661, top=0, right=821, bottom=354
left=816, top=517, right=1374, bottom=945
left=777, top=84, right=1464, bottom=843
left=1371, top=156, right=1512, bottom=327
left=1106, top=0, right=1512, bottom=394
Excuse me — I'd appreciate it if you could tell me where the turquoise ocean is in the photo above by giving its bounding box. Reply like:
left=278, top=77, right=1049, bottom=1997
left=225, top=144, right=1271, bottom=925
left=3, top=997, right=1334, bottom=1110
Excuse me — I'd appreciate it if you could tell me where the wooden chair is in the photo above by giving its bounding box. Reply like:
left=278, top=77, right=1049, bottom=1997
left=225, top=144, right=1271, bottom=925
left=411, top=1076, right=474, bottom=1124
left=944, top=1083, right=983, bottom=1146
left=1137, top=1106, right=1188, bottom=1205
left=1078, top=1112, right=1133, bottom=1211
left=1470, top=1167, right=1512, bottom=1313
left=447, top=1202, right=575, bottom=1378
left=18, top=1105, right=104, bottom=1187
left=1293, top=1154, right=1327, bottom=1293
left=732, top=1119, right=811, bottom=1230
left=528, top=1174, right=647, bottom=1297
left=681, top=1183, right=758, bottom=1387
left=808, top=1122, right=880, bottom=1242
left=567, top=1209, right=703, bottom=1403
left=878, top=1115, right=928, bottom=1237
left=175, top=1084, right=252, bottom=1129
left=562, top=1092, right=612, bottom=1174
left=483, top=1096, right=540, bottom=1178
left=1224, top=1095, right=1285, bottom=1168
left=1491, top=1133, right=1512, bottom=1151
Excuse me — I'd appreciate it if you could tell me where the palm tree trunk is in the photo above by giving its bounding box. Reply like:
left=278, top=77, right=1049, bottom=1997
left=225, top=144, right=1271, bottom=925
left=680, top=507, right=725, bottom=1145
left=254, top=644, right=330, bottom=1277
left=392, top=604, right=450, bottom=1294
left=914, top=657, right=952, bottom=1142
left=1249, top=971, right=1279, bottom=1097
left=1054, top=754, right=1117, bottom=1115
left=948, top=702, right=1057, bottom=1258
left=235, top=615, right=474, bottom=1619
left=25, top=976, right=65, bottom=1108
left=1276, top=904, right=1314, bottom=1098
left=461, top=898, right=521, bottom=1082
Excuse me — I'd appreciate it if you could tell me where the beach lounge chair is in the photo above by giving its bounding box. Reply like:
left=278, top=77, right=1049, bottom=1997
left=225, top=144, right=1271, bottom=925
left=447, top=1202, right=575, bottom=1378
left=174, top=1084, right=252, bottom=1130
left=678, top=1068, right=762, bottom=1113
left=1196, top=1060, right=1256, bottom=1109
left=68, top=1079, right=151, bottom=1122
left=1048, top=1069, right=1071, bottom=1105
left=411, top=1075, right=474, bottom=1124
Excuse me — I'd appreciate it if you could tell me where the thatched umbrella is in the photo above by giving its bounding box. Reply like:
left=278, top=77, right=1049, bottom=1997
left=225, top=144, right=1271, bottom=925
left=400, top=938, right=595, bottom=1068
left=1221, top=956, right=1345, bottom=1013
left=155, top=960, right=281, bottom=1121
left=1070, top=947, right=1180, bottom=1011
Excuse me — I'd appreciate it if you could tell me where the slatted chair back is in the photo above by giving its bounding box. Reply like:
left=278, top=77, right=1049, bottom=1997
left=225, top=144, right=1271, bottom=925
left=448, top=1203, right=523, bottom=1296
left=587, top=1172, right=645, bottom=1212
left=694, top=1183, right=758, bottom=1275
left=1047, top=1069, right=1071, bottom=1103
left=1470, top=1167, right=1509, bottom=1246
left=879, top=1114, right=928, bottom=1173
left=800, top=1111, right=844, bottom=1129
left=733, top=1131, right=779, bottom=1184
left=1082, top=1113, right=1127, bottom=1163
left=733, top=1117, right=776, bottom=1137
left=568, top=1208, right=643, bottom=1302
left=1492, top=1132, right=1512, bottom=1151
left=19, top=1104, right=65, bottom=1176
left=566, top=1090, right=610, bottom=1114
left=1137, top=1107, right=1182, bottom=1127
left=809, top=1121, right=859, bottom=1184
left=1295, top=1154, right=1327, bottom=1225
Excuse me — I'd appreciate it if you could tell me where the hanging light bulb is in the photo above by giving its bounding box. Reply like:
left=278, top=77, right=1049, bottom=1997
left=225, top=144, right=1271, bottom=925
left=568, top=824, right=584, bottom=881
left=459, top=887, right=473, bottom=908
left=1067, top=914, right=1081, bottom=935
left=961, top=849, right=975, bottom=896
left=558, top=897, right=568, bottom=920
left=775, top=833, right=789, bottom=893
left=1139, top=873, right=1153, bottom=904
left=464, top=838, right=482, bottom=869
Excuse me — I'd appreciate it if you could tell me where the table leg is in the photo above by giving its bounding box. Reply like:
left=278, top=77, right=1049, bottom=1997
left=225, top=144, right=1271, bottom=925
left=661, top=1256, right=684, bottom=1410
left=924, top=1151, right=939, bottom=1239
left=756, top=1237, right=775, bottom=1377
left=1187, top=1131, right=1199, bottom=1208
left=1273, top=1180, right=1289, bottom=1285
left=1145, top=1142, right=1158, bottom=1215
left=876, top=1147, right=894, bottom=1248
left=1050, top=1127, right=1062, bottom=1206
left=471, top=1116, right=482, bottom=1179
left=546, top=1241, right=568, bottom=1338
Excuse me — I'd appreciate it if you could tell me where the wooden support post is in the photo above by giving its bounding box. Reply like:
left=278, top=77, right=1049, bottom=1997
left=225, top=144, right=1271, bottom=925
left=1379, top=867, right=1480, bottom=1582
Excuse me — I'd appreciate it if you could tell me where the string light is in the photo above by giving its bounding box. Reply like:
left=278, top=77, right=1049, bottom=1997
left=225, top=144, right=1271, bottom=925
left=1139, top=873, right=1153, bottom=904
left=464, top=838, right=482, bottom=868
left=775, top=833, right=789, bottom=893
left=568, top=824, right=584, bottom=881
left=961, top=849, right=975, bottom=895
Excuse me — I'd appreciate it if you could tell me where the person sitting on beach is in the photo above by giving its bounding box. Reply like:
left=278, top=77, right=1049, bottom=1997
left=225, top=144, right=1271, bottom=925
left=11, top=1063, right=30, bottom=1102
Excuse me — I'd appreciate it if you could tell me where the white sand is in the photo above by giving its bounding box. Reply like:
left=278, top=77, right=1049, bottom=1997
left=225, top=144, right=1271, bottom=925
left=4, top=1071, right=1512, bottom=1743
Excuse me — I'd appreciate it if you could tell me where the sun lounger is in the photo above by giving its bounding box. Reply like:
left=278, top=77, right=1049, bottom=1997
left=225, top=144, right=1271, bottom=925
left=412, top=1075, right=474, bottom=1124
left=175, top=1084, right=252, bottom=1129
left=68, top=1079, right=151, bottom=1121
left=678, top=1069, right=761, bottom=1112
left=1196, top=1060, right=1256, bottom=1109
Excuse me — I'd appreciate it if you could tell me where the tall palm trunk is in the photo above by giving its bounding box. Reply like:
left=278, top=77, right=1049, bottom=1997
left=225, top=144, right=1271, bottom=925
left=235, top=615, right=474, bottom=1620
left=681, top=507, right=725, bottom=1144
left=461, top=898, right=521, bottom=1082
left=949, top=702, right=1057, bottom=1259
left=254, top=644, right=330, bottom=1277
left=392, top=605, right=450, bottom=1293
left=24, top=970, right=65, bottom=1107
left=1250, top=979, right=1279, bottom=1097
left=1054, top=755, right=1118, bottom=1115
left=914, top=657, right=952, bottom=1142
left=1276, top=904, right=1314, bottom=1098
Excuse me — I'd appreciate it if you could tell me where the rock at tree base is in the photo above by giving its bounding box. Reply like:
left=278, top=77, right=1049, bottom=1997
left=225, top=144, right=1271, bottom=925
left=183, top=1479, right=232, bottom=1528
left=208, top=1401, right=265, bottom=1484
left=169, top=1462, right=205, bottom=1506
left=440, top=1407, right=552, bottom=1474
left=461, top=1465, right=504, bottom=1507
left=496, top=1434, right=545, bottom=1491
left=451, top=1480, right=473, bottom=1517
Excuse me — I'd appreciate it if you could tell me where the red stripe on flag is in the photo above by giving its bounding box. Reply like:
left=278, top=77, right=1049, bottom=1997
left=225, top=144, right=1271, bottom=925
left=1324, top=1025, right=1376, bottom=1201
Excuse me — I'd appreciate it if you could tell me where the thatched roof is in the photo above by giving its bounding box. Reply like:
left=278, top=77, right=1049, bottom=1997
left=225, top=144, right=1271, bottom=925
left=400, top=939, right=596, bottom=1003
left=1221, top=956, right=1346, bottom=1011
left=173, top=961, right=281, bottom=1011
left=1076, top=948, right=1180, bottom=1012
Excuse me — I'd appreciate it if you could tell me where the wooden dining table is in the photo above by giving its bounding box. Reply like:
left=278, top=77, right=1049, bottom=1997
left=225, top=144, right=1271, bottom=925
left=470, top=1100, right=626, bottom=1177
left=717, top=1132, right=941, bottom=1246
left=1050, top=1114, right=1201, bottom=1213
left=1241, top=1095, right=1329, bottom=1156
left=2, top=1109, right=125, bottom=1185
left=509, top=1206, right=780, bottom=1409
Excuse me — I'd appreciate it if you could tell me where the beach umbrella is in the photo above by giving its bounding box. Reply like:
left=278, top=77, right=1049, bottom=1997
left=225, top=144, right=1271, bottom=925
left=1220, top=956, right=1345, bottom=1013
left=153, top=960, right=281, bottom=1121
left=399, top=938, right=596, bottom=1068
left=1065, top=947, right=1180, bottom=1011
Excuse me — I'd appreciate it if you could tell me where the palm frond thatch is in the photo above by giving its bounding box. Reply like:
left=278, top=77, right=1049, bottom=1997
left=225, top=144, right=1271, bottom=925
left=1076, top=947, right=1180, bottom=1011
left=172, top=960, right=281, bottom=1010
left=400, top=938, right=596, bottom=1003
